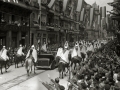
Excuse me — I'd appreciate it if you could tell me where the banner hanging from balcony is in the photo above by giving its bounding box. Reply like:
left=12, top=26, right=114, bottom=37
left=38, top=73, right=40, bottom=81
left=98, top=15, right=101, bottom=25
left=80, top=8, right=85, bottom=21
left=90, top=8, right=94, bottom=27
left=76, top=0, right=83, bottom=12
left=102, top=7, right=106, bottom=18
left=48, top=0, right=56, bottom=8
left=63, top=0, right=69, bottom=11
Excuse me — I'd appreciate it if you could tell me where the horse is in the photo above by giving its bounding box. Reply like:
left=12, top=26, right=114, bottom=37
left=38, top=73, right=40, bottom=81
left=58, top=60, right=70, bottom=79
left=14, top=47, right=26, bottom=68
left=58, top=51, right=70, bottom=79
left=25, top=49, right=36, bottom=76
left=0, top=49, right=10, bottom=74
left=69, top=47, right=82, bottom=70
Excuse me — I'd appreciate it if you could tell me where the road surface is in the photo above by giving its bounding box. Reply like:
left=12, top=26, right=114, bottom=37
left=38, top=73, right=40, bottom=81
left=0, top=64, right=69, bottom=90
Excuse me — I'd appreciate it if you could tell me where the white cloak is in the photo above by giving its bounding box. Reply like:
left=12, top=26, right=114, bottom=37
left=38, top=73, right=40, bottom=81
left=60, top=50, right=69, bottom=63
left=26, top=49, right=37, bottom=62
left=0, top=49, right=9, bottom=61
left=17, top=47, right=24, bottom=56
left=56, top=48, right=63, bottom=57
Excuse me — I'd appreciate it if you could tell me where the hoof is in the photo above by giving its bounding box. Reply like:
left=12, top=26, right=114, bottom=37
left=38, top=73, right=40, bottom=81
left=6, top=70, right=7, bottom=72
left=1, top=73, right=3, bottom=74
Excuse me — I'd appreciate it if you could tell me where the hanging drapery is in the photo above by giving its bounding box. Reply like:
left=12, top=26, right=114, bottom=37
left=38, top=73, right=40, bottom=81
left=102, top=6, right=106, bottom=18
left=80, top=8, right=85, bottom=21
left=98, top=15, right=101, bottom=25
left=90, top=8, right=94, bottom=27
left=48, top=0, right=56, bottom=8
left=76, top=0, right=83, bottom=12
left=63, top=0, right=69, bottom=12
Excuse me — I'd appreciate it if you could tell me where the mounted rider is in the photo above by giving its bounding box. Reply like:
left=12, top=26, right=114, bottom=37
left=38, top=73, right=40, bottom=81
left=71, top=42, right=81, bottom=61
left=26, top=45, right=37, bottom=64
left=0, top=46, right=9, bottom=61
left=59, top=41, right=70, bottom=64
left=55, top=44, right=63, bottom=66
left=16, top=44, right=24, bottom=57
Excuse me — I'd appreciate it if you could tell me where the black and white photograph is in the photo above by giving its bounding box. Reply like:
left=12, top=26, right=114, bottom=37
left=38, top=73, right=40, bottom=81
left=0, top=0, right=120, bottom=90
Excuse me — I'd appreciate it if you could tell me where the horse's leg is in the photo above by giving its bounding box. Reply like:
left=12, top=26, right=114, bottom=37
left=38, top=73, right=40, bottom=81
left=5, top=61, right=7, bottom=72
left=74, top=63, right=76, bottom=70
left=1, top=62, right=3, bottom=74
left=17, top=57, right=19, bottom=68
left=62, top=71, right=64, bottom=79
left=34, top=63, right=36, bottom=74
left=59, top=71, right=61, bottom=78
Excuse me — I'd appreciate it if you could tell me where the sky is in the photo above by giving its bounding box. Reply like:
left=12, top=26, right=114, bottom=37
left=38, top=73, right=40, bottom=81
left=85, top=0, right=113, bottom=13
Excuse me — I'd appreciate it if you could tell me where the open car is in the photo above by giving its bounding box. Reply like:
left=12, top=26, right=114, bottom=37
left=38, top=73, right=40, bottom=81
left=36, top=51, right=57, bottom=69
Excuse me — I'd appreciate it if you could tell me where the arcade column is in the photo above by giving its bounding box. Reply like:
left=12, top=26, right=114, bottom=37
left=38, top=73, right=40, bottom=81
left=6, top=30, right=12, bottom=48
left=17, top=31, right=21, bottom=47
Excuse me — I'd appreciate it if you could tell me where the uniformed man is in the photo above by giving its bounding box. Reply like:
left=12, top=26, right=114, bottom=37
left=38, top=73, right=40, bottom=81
left=26, top=45, right=37, bottom=64
left=17, top=44, right=24, bottom=57
left=0, top=46, right=9, bottom=61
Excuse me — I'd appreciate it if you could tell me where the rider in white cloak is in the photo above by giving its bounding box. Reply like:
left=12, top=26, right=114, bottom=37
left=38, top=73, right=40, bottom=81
left=17, top=44, right=24, bottom=57
left=59, top=41, right=70, bottom=64
left=71, top=42, right=81, bottom=60
left=55, top=44, right=63, bottom=65
left=26, top=45, right=37, bottom=63
left=0, top=46, right=9, bottom=61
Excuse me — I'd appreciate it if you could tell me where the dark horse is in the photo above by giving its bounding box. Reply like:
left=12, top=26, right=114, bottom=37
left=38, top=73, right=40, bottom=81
left=14, top=48, right=26, bottom=68
left=0, top=50, right=10, bottom=74
left=58, top=60, right=70, bottom=79
left=58, top=52, right=71, bottom=79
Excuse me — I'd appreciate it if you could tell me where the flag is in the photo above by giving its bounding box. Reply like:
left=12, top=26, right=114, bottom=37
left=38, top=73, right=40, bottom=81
left=48, top=0, right=56, bottom=8
left=102, top=6, right=106, bottom=18
left=98, top=15, right=101, bottom=25
left=80, top=8, right=85, bottom=21
left=90, top=8, right=94, bottom=27
left=63, top=0, right=69, bottom=12
left=76, top=0, right=83, bottom=12
left=70, top=2, right=74, bottom=19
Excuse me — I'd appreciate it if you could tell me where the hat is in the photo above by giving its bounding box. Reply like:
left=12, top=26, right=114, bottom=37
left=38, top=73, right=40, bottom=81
left=55, top=78, right=59, bottom=83
left=3, top=46, right=5, bottom=48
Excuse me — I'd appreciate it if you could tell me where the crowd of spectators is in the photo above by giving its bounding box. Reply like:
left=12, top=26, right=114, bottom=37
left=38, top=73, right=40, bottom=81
left=67, top=39, right=120, bottom=90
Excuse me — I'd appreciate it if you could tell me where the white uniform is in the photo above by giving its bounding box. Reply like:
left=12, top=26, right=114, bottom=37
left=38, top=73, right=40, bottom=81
left=17, top=47, right=24, bottom=56
left=60, top=50, right=69, bottom=63
left=26, top=49, right=37, bottom=62
left=56, top=48, right=63, bottom=57
left=0, top=49, right=9, bottom=61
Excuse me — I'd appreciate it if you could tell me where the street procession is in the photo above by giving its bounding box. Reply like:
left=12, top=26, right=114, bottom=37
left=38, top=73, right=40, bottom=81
left=0, top=0, right=120, bottom=90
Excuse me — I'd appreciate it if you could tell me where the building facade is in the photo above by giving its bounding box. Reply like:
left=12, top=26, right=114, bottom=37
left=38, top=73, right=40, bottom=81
left=0, top=0, right=39, bottom=49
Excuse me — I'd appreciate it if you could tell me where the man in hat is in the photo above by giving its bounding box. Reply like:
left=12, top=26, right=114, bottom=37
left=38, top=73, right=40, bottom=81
left=47, top=74, right=65, bottom=90
left=0, top=46, right=9, bottom=61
